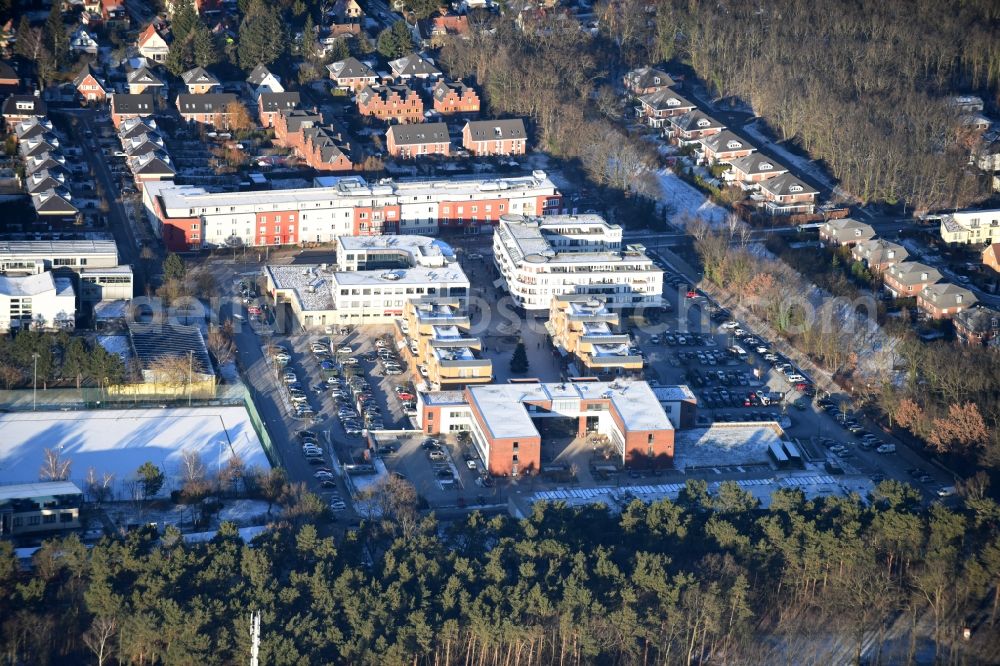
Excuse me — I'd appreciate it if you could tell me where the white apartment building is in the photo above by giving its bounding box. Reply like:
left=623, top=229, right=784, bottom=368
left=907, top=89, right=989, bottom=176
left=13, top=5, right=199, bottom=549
left=0, top=272, right=76, bottom=332
left=0, top=239, right=133, bottom=303
left=142, top=172, right=562, bottom=252
left=493, top=214, right=663, bottom=312
left=938, top=208, right=1000, bottom=245
left=264, top=235, right=469, bottom=328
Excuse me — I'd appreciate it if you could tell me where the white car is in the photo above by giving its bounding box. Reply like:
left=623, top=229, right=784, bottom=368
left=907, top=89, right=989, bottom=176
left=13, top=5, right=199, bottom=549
left=329, top=501, right=347, bottom=511
left=721, top=321, right=739, bottom=329
left=466, top=460, right=477, bottom=470
left=282, top=371, right=298, bottom=383
left=418, top=364, right=429, bottom=377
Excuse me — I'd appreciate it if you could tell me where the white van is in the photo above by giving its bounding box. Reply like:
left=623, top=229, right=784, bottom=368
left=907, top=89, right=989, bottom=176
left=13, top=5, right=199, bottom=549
left=786, top=374, right=806, bottom=384
left=876, top=443, right=897, bottom=454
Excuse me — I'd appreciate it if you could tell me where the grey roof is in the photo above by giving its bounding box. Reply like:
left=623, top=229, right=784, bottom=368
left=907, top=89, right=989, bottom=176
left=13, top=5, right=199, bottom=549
left=638, top=88, right=694, bottom=111
left=851, top=239, right=908, bottom=265
left=357, top=84, right=415, bottom=105
left=111, top=93, right=154, bottom=114
left=326, top=57, right=376, bottom=80
left=671, top=109, right=725, bottom=133
left=0, top=272, right=60, bottom=297
left=387, top=122, right=450, bottom=146
left=954, top=306, right=999, bottom=333
left=302, top=126, right=351, bottom=164
left=118, top=118, right=160, bottom=140
left=432, top=79, right=473, bottom=101
left=759, top=172, right=818, bottom=197
left=73, top=63, right=104, bottom=89
left=626, top=66, right=675, bottom=90
left=464, top=118, right=526, bottom=140
left=259, top=92, right=301, bottom=113
left=2, top=95, right=46, bottom=117
left=26, top=171, right=65, bottom=194
left=25, top=153, right=65, bottom=175
left=700, top=129, right=753, bottom=154
left=128, top=321, right=213, bottom=375
left=129, top=152, right=175, bottom=175
left=181, top=66, right=220, bottom=86
left=177, top=93, right=238, bottom=113
left=729, top=152, right=788, bottom=176
left=14, top=117, right=52, bottom=141
left=246, top=63, right=276, bottom=86
left=887, top=261, right=942, bottom=286
left=127, top=66, right=163, bottom=86
left=31, top=190, right=78, bottom=215
left=823, top=218, right=875, bottom=240
left=389, top=53, right=442, bottom=78
left=919, top=282, right=977, bottom=308
left=0, top=60, right=18, bottom=82
left=280, top=108, right=322, bottom=132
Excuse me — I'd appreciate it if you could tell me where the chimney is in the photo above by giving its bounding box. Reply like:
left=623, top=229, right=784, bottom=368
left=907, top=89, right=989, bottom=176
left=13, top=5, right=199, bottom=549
left=920, top=272, right=928, bottom=281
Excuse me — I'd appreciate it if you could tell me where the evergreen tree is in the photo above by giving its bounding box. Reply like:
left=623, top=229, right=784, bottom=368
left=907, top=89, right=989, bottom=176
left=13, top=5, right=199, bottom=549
left=377, top=20, right=413, bottom=59
left=170, top=0, right=199, bottom=45
left=300, top=14, right=317, bottom=61
left=238, top=0, right=285, bottom=70
left=165, top=36, right=193, bottom=76
left=509, top=340, right=529, bottom=374
left=327, top=37, right=349, bottom=63
left=192, top=25, right=220, bottom=68
left=62, top=338, right=89, bottom=389
left=163, top=253, right=186, bottom=282
left=136, top=462, right=165, bottom=499
left=44, top=4, right=69, bottom=67
left=13, top=16, right=32, bottom=59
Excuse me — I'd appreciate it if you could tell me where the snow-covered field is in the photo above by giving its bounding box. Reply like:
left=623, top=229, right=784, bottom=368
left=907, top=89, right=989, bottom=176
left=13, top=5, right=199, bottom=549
left=655, top=168, right=728, bottom=227
left=0, top=407, right=270, bottom=494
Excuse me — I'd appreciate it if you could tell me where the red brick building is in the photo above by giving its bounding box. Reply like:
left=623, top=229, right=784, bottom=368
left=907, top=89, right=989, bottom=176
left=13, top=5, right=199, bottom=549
left=431, top=80, right=480, bottom=115
left=883, top=261, right=942, bottom=299
left=419, top=381, right=674, bottom=476
left=73, top=64, right=107, bottom=103
left=462, top=119, right=527, bottom=156
left=954, top=306, right=1000, bottom=345
left=916, top=282, right=978, bottom=319
left=326, top=57, right=377, bottom=92
left=274, top=109, right=323, bottom=148
left=257, top=92, right=300, bottom=128
left=624, top=66, right=675, bottom=95
left=300, top=126, right=353, bottom=171
left=983, top=243, right=1000, bottom=273
left=386, top=122, right=450, bottom=158
left=176, top=93, right=238, bottom=128
left=109, top=93, right=153, bottom=128
left=357, top=84, right=424, bottom=123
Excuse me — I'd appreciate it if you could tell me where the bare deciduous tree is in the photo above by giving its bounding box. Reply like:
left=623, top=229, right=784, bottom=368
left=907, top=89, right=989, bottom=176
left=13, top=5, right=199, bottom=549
left=39, top=448, right=71, bottom=481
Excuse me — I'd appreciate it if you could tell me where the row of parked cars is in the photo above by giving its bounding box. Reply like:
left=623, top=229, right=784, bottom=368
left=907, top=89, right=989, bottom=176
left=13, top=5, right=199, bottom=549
left=421, top=438, right=460, bottom=485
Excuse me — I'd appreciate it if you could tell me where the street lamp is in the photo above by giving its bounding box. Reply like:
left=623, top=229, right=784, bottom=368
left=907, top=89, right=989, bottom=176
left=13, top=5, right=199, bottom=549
left=31, top=353, right=39, bottom=411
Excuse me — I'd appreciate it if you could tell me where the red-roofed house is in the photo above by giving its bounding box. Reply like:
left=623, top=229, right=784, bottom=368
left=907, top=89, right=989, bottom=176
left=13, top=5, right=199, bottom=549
left=426, top=14, right=469, bottom=47
left=137, top=23, right=170, bottom=63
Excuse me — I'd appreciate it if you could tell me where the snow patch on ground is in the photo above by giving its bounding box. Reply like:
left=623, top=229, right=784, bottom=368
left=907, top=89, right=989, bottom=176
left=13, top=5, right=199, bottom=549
left=655, top=168, right=728, bottom=227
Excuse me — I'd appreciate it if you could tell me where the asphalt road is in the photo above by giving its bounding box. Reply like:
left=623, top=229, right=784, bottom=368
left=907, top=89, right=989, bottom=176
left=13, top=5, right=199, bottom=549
left=59, top=109, right=150, bottom=293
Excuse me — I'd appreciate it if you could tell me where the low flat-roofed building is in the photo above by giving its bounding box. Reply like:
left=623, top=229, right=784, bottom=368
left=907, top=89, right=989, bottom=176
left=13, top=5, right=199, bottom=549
left=419, top=379, right=674, bottom=476
left=0, top=272, right=76, bottom=332
left=398, top=296, right=492, bottom=390
left=547, top=294, right=642, bottom=378
left=494, top=214, right=662, bottom=312
left=0, top=481, right=83, bottom=537
left=653, top=384, right=698, bottom=429
left=266, top=240, right=470, bottom=328
left=0, top=239, right=130, bottom=303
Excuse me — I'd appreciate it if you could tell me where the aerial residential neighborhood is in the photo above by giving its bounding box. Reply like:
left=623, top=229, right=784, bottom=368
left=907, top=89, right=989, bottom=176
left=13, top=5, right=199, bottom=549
left=0, top=0, right=998, bottom=663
